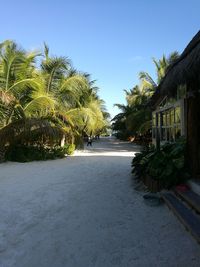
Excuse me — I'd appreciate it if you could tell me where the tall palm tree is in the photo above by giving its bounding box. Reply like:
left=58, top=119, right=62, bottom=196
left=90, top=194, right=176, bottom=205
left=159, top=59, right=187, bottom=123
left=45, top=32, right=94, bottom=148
left=0, top=41, right=37, bottom=125
left=112, top=52, right=179, bottom=140
left=139, top=51, right=179, bottom=92
left=0, top=41, right=109, bottom=159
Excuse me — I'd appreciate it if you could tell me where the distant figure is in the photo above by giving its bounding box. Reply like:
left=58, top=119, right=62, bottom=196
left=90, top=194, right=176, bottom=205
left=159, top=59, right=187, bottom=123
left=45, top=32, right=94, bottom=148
left=87, top=136, right=92, bottom=146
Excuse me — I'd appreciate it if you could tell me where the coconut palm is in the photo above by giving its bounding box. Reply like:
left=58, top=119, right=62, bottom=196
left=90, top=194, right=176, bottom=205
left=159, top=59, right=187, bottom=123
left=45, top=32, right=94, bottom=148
left=0, top=40, right=109, bottom=160
left=0, top=43, right=64, bottom=156
left=112, top=94, right=151, bottom=138
left=139, top=51, right=179, bottom=93
left=112, top=52, right=179, bottom=140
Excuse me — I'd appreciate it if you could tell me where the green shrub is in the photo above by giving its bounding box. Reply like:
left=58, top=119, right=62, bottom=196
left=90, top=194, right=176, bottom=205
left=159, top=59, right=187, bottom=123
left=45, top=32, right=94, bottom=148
left=132, top=145, right=155, bottom=178
left=64, top=144, right=75, bottom=155
left=51, top=146, right=65, bottom=158
left=5, top=143, right=76, bottom=162
left=5, top=145, right=48, bottom=162
left=132, top=139, right=190, bottom=189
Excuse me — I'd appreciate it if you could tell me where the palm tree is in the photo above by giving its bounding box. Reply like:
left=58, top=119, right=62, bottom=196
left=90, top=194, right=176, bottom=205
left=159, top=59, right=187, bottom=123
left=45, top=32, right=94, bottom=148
left=113, top=93, right=151, bottom=138
left=112, top=53, right=179, bottom=140
left=0, top=42, right=65, bottom=155
left=0, top=40, right=109, bottom=160
left=139, top=51, right=179, bottom=92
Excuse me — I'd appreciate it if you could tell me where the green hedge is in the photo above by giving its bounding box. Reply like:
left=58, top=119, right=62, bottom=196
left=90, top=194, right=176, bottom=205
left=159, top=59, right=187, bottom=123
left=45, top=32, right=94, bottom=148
left=5, top=143, right=75, bottom=162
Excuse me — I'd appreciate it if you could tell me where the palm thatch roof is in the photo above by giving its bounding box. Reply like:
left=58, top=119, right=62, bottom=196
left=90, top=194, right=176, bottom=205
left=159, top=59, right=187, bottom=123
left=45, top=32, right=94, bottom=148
left=151, top=30, right=200, bottom=108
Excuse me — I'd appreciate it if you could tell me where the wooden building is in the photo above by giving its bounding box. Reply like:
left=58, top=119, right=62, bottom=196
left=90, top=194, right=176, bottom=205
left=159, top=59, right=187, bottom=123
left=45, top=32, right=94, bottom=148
left=151, top=31, right=200, bottom=178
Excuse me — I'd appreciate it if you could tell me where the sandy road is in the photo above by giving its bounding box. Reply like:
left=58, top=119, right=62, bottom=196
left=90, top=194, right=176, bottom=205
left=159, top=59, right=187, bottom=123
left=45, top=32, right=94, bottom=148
left=0, top=138, right=199, bottom=267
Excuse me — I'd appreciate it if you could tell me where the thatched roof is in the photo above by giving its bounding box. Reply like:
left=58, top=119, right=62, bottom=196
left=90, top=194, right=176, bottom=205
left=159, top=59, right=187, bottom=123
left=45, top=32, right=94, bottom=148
left=151, top=30, right=200, bottom=108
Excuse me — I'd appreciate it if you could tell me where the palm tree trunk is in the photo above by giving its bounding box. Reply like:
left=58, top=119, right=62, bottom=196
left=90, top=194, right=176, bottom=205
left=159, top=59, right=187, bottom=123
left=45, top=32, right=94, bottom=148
left=60, top=135, right=65, bottom=147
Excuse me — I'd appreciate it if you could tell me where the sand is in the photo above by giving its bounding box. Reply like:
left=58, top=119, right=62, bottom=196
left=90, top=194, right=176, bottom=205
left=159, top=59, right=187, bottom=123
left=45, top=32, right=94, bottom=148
left=0, top=137, right=199, bottom=267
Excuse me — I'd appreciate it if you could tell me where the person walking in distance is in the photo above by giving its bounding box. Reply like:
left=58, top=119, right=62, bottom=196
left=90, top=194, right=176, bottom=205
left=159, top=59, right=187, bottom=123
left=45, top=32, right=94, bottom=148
left=87, top=136, right=92, bottom=146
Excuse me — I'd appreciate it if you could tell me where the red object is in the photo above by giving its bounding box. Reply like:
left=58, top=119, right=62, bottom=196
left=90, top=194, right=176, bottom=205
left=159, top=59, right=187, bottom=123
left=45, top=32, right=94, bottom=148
left=176, top=184, right=190, bottom=192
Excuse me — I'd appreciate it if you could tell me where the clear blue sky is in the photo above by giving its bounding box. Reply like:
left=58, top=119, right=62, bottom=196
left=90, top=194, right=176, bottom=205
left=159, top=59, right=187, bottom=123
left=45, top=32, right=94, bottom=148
left=1, top=0, right=200, bottom=118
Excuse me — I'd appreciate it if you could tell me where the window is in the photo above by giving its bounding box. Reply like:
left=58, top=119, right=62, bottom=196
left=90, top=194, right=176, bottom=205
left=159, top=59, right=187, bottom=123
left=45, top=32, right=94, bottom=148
left=152, top=113, right=156, bottom=127
left=175, top=106, right=181, bottom=123
left=152, top=104, right=182, bottom=143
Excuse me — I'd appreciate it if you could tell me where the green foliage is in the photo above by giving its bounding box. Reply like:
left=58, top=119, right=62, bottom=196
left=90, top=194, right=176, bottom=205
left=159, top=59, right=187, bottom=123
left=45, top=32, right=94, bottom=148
left=132, top=145, right=156, bottom=177
left=5, top=143, right=75, bottom=162
left=112, top=86, right=152, bottom=140
left=112, top=52, right=179, bottom=140
left=132, top=139, right=190, bottom=189
left=5, top=145, right=53, bottom=162
left=0, top=40, right=110, bottom=161
left=63, top=144, right=75, bottom=155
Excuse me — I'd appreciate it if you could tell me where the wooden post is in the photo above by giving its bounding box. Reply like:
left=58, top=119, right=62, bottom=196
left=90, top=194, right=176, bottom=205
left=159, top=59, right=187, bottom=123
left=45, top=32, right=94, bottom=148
left=156, top=112, right=160, bottom=150
left=186, top=92, right=200, bottom=177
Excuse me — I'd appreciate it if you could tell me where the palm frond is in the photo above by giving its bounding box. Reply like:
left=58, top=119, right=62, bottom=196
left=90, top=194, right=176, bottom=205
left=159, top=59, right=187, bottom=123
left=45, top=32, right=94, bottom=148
left=24, top=94, right=56, bottom=115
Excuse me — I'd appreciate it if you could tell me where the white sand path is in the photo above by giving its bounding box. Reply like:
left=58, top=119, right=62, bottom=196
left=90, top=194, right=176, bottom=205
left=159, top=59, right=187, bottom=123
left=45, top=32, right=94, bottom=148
left=0, top=137, right=200, bottom=267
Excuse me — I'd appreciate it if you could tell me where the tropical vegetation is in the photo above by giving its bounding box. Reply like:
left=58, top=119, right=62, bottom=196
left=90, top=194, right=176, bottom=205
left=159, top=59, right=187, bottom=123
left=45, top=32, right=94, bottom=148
left=112, top=51, right=190, bottom=190
left=112, top=52, right=179, bottom=141
left=0, top=40, right=110, bottom=162
left=131, top=139, right=190, bottom=190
